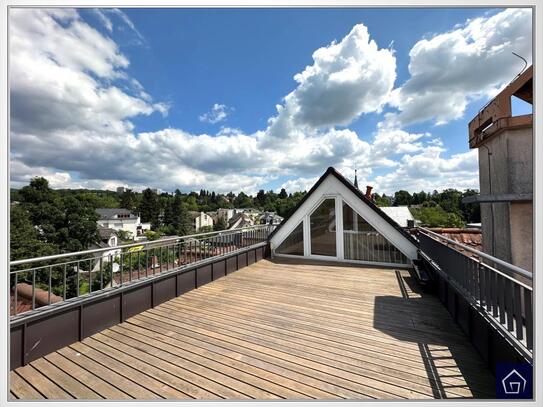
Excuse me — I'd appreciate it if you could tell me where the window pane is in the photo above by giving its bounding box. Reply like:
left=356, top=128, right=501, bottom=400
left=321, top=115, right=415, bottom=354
left=276, top=222, right=304, bottom=256
left=342, top=202, right=409, bottom=264
left=310, top=199, right=336, bottom=256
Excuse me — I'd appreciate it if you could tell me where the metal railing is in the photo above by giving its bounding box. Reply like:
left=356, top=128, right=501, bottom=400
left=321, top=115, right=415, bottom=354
left=10, top=224, right=274, bottom=320
left=418, top=228, right=533, bottom=361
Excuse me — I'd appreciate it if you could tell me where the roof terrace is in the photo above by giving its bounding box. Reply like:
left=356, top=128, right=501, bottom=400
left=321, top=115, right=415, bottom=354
left=8, top=168, right=533, bottom=400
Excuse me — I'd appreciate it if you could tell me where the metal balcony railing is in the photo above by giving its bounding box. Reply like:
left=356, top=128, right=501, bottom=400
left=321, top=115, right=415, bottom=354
left=10, top=224, right=275, bottom=320
left=418, top=228, right=533, bottom=362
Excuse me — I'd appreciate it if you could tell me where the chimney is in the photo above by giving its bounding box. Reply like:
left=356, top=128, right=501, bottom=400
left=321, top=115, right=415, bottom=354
left=365, top=185, right=373, bottom=200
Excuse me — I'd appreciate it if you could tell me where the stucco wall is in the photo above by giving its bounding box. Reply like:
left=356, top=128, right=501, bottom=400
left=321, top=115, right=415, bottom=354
left=477, top=127, right=532, bottom=269
left=510, top=202, right=533, bottom=272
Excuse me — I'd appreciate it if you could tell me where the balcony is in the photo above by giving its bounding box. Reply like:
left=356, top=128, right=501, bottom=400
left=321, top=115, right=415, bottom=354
left=8, top=225, right=533, bottom=400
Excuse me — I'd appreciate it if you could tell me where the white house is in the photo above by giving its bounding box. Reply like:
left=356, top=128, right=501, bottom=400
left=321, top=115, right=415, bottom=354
left=96, top=208, right=151, bottom=239
left=90, top=228, right=122, bottom=272
left=189, top=211, right=214, bottom=231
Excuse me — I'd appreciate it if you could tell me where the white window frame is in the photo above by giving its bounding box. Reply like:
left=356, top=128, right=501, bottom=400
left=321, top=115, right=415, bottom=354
left=270, top=173, right=417, bottom=266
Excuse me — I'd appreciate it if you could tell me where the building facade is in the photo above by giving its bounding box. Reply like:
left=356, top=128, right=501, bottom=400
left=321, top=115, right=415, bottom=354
left=96, top=208, right=151, bottom=239
left=189, top=211, right=214, bottom=231
left=464, top=66, right=533, bottom=271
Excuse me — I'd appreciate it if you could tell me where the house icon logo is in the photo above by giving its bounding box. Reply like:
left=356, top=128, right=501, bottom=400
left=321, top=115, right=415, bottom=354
left=496, top=363, right=532, bottom=399
left=501, top=369, right=526, bottom=395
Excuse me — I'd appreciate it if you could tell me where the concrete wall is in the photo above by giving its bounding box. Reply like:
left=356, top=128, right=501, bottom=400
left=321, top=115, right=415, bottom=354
left=477, top=127, right=532, bottom=269
left=510, top=202, right=533, bottom=272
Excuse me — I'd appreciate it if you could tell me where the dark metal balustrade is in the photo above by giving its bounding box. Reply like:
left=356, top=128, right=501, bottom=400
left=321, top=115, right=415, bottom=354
left=418, top=228, right=533, bottom=363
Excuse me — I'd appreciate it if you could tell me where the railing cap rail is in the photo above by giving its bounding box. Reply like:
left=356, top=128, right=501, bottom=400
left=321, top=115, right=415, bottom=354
left=10, top=224, right=271, bottom=267
left=418, top=227, right=532, bottom=280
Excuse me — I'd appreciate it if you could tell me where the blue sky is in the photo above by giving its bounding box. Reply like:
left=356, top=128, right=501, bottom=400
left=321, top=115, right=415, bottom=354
left=10, top=7, right=532, bottom=194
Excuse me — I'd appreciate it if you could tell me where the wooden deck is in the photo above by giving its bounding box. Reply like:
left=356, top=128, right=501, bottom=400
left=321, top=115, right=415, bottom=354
left=10, top=258, right=496, bottom=400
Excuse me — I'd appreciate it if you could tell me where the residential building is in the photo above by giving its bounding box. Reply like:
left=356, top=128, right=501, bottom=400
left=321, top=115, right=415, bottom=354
left=464, top=65, right=533, bottom=271
left=260, top=211, right=284, bottom=226
left=217, top=208, right=235, bottom=223
left=89, top=227, right=122, bottom=272
left=189, top=211, right=214, bottom=231
left=228, top=212, right=254, bottom=229
left=96, top=208, right=151, bottom=239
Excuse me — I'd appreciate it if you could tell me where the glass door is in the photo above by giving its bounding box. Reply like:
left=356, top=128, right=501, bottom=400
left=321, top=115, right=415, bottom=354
left=309, top=198, right=337, bottom=257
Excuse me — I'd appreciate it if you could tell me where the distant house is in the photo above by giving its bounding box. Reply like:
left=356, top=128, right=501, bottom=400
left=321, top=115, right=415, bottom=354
left=189, top=211, right=214, bottom=231
left=380, top=206, right=416, bottom=228
left=228, top=212, right=254, bottom=229
left=217, top=208, right=235, bottom=223
left=206, top=211, right=219, bottom=225
left=260, top=211, right=284, bottom=226
left=89, top=227, right=122, bottom=272
left=96, top=208, right=151, bottom=239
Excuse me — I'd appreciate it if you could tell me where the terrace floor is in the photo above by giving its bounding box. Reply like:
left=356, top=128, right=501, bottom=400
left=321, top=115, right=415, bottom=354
left=10, top=257, right=495, bottom=400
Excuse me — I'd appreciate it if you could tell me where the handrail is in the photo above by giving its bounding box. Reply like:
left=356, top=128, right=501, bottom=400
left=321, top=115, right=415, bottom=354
left=9, top=224, right=275, bottom=318
left=418, top=227, right=532, bottom=281
left=10, top=224, right=272, bottom=266
left=418, top=228, right=533, bottom=360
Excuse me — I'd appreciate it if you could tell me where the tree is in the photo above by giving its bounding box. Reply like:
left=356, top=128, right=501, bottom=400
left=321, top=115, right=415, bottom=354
left=393, top=190, right=412, bottom=206
left=460, top=189, right=481, bottom=223
left=234, top=192, right=253, bottom=208
left=138, top=188, right=160, bottom=229
left=10, top=204, right=55, bottom=261
left=171, top=191, right=192, bottom=235
left=215, top=217, right=227, bottom=231
left=115, top=230, right=133, bottom=242
left=255, top=190, right=266, bottom=208
left=373, top=193, right=391, bottom=207
left=17, top=177, right=99, bottom=253
left=119, top=189, right=138, bottom=211
left=278, top=188, right=288, bottom=199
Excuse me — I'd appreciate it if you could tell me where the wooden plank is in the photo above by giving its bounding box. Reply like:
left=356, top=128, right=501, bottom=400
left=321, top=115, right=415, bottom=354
left=147, top=306, right=464, bottom=399
left=87, top=333, right=245, bottom=399
left=119, top=321, right=338, bottom=399
left=9, top=371, right=43, bottom=400
left=15, top=364, right=72, bottom=399
left=157, top=299, right=492, bottom=396
left=44, top=352, right=131, bottom=399
left=140, top=309, right=416, bottom=399
left=57, top=346, right=159, bottom=399
left=69, top=341, right=186, bottom=399
left=121, top=319, right=345, bottom=399
left=30, top=358, right=102, bottom=399
left=58, top=347, right=161, bottom=400
left=99, top=328, right=313, bottom=399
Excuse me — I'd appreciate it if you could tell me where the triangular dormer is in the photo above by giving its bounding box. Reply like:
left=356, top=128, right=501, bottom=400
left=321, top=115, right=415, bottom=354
left=269, top=167, right=418, bottom=267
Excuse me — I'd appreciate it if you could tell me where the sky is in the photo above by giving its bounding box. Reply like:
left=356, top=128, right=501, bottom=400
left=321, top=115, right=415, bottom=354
left=9, top=7, right=533, bottom=195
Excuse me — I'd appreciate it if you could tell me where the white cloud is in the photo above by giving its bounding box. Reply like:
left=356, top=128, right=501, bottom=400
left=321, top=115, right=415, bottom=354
left=93, top=9, right=113, bottom=32
left=373, top=148, right=479, bottom=194
left=388, top=8, right=532, bottom=126
left=199, top=103, right=232, bottom=124
left=10, top=11, right=491, bottom=195
left=106, top=8, right=146, bottom=45
left=280, top=177, right=319, bottom=193
left=265, top=24, right=396, bottom=147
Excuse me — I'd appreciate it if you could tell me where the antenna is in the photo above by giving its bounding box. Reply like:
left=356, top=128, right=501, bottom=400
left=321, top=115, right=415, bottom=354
left=512, top=52, right=528, bottom=77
